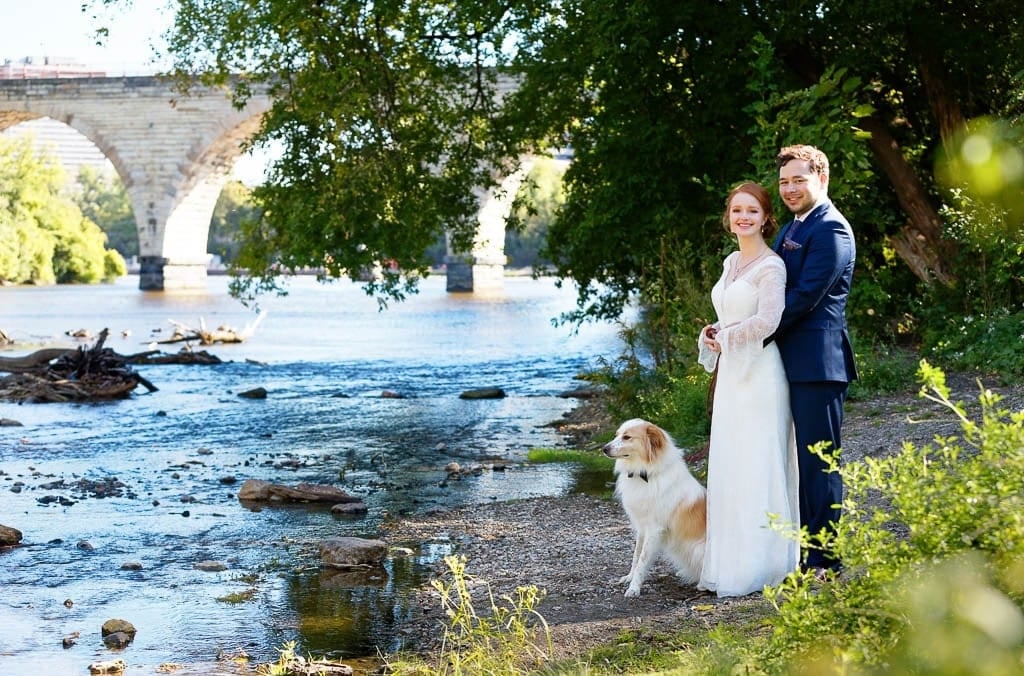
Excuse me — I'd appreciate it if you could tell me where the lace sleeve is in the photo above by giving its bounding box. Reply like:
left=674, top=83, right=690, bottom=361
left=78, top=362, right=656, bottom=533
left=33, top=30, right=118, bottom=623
left=717, top=256, right=786, bottom=373
left=697, top=328, right=719, bottom=373
left=696, top=256, right=729, bottom=373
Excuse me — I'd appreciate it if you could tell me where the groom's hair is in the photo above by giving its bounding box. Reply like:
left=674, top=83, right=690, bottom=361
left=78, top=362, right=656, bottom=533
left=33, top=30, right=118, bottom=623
left=776, top=144, right=830, bottom=178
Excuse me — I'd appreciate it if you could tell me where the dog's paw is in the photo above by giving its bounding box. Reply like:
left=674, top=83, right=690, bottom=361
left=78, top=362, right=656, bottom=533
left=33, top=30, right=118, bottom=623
left=624, top=586, right=641, bottom=598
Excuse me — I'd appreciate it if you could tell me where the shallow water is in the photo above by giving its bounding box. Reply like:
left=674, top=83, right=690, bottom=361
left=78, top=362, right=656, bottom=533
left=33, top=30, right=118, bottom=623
left=0, top=274, right=623, bottom=674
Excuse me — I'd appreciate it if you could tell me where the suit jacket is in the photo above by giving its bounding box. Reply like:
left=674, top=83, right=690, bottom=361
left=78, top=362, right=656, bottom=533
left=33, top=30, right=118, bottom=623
left=772, top=199, right=858, bottom=383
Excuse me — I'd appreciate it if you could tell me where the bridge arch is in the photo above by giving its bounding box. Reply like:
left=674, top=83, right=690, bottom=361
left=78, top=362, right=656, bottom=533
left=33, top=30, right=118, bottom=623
left=0, top=76, right=272, bottom=290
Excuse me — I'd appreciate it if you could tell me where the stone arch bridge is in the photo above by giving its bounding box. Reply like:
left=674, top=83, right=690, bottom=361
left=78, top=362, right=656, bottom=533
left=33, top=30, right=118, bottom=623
left=0, top=75, right=524, bottom=292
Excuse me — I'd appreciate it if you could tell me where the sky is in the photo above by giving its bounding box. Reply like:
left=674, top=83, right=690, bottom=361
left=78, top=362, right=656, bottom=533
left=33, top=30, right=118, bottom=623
left=0, top=0, right=172, bottom=74
left=0, top=0, right=270, bottom=182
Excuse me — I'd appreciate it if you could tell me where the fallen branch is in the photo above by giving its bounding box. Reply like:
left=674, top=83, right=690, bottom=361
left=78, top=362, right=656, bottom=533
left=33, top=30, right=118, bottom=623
left=0, top=329, right=156, bottom=402
left=156, top=311, right=266, bottom=346
left=0, top=348, right=76, bottom=374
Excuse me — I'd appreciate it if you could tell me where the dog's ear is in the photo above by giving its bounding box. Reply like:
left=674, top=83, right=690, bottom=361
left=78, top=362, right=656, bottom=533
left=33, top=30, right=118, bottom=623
left=645, top=423, right=666, bottom=460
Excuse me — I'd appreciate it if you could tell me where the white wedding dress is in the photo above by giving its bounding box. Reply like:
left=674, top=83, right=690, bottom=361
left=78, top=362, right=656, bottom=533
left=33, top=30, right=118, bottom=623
left=696, top=252, right=800, bottom=597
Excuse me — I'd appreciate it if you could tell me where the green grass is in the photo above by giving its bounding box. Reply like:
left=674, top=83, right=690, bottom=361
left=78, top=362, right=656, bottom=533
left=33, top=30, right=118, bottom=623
left=527, top=447, right=615, bottom=471
left=216, top=588, right=257, bottom=604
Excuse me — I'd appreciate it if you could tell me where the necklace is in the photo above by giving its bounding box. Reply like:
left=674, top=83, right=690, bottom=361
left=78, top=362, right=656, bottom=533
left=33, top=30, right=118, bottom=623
left=729, top=249, right=769, bottom=282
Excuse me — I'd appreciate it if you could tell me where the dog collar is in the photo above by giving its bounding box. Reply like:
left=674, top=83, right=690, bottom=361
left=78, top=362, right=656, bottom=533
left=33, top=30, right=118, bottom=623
left=626, top=471, right=649, bottom=482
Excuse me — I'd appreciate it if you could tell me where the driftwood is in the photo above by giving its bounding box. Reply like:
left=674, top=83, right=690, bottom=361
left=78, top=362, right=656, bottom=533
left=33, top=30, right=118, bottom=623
left=123, top=349, right=223, bottom=365
left=0, top=329, right=157, bottom=403
left=0, top=348, right=76, bottom=373
left=156, top=312, right=266, bottom=346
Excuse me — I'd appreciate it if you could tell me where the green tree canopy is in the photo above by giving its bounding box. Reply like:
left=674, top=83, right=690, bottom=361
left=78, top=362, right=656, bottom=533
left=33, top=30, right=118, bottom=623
left=74, top=165, right=138, bottom=259
left=93, top=0, right=1024, bottom=335
left=0, top=135, right=125, bottom=284
left=209, top=180, right=262, bottom=264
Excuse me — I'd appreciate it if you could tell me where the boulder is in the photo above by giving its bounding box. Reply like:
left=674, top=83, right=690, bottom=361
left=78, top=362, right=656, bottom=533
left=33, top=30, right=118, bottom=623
left=89, top=659, right=127, bottom=674
left=101, top=618, right=136, bottom=638
left=0, top=523, right=23, bottom=546
left=238, top=479, right=361, bottom=504
left=238, top=387, right=268, bottom=399
left=459, top=387, right=506, bottom=399
left=330, top=501, right=368, bottom=515
left=319, top=537, right=387, bottom=569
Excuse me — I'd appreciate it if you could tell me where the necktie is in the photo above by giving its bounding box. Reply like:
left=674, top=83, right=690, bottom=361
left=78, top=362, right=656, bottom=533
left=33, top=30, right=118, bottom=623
left=782, top=219, right=803, bottom=251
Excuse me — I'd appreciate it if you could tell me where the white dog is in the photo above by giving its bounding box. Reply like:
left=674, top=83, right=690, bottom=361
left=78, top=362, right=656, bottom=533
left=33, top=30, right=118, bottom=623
left=602, top=418, right=707, bottom=597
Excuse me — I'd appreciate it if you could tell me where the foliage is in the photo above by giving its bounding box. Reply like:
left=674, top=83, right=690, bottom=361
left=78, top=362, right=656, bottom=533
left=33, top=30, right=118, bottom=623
left=505, top=157, right=566, bottom=269
left=387, top=554, right=552, bottom=675
left=256, top=641, right=333, bottom=676
left=526, top=448, right=614, bottom=472
left=209, top=180, right=262, bottom=264
left=914, top=188, right=1024, bottom=376
left=659, top=361, right=1024, bottom=673
left=152, top=0, right=531, bottom=306
left=73, top=165, right=137, bottom=259
left=92, top=1, right=1024, bottom=358
left=847, top=340, right=920, bottom=398
left=0, top=135, right=123, bottom=284
left=587, top=331, right=712, bottom=452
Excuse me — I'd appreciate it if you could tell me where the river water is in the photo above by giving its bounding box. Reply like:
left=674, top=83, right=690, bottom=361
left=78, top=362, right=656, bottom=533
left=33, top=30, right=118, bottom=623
left=0, top=274, right=626, bottom=675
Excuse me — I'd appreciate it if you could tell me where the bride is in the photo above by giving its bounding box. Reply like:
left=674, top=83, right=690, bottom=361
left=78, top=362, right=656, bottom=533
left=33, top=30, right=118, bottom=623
left=696, top=181, right=800, bottom=597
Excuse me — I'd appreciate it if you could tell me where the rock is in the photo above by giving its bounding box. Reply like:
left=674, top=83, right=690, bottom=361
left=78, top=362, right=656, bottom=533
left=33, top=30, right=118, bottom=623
left=89, top=659, right=127, bottom=674
left=102, top=631, right=133, bottom=648
left=558, top=386, right=603, bottom=399
left=319, top=537, right=387, bottom=569
left=380, top=390, right=405, bottom=398
left=330, top=501, right=368, bottom=515
left=459, top=387, right=506, bottom=399
left=101, top=619, right=137, bottom=640
left=0, top=418, right=23, bottom=426
left=238, top=479, right=362, bottom=504
left=238, top=387, right=268, bottom=399
left=0, top=523, right=23, bottom=546
left=194, top=560, right=228, bottom=572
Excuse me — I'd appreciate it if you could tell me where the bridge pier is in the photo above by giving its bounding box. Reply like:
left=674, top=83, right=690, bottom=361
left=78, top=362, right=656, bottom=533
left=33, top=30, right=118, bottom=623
left=445, top=254, right=505, bottom=293
left=138, top=256, right=209, bottom=291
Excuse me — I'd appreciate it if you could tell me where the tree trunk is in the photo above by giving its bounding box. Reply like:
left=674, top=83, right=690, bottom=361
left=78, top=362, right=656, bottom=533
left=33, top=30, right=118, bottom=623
left=858, top=115, right=954, bottom=286
left=918, top=58, right=966, bottom=143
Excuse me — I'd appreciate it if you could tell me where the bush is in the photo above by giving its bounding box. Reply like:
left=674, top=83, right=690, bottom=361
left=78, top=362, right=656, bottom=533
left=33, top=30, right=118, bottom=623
left=673, top=361, right=1024, bottom=673
left=387, top=555, right=552, bottom=674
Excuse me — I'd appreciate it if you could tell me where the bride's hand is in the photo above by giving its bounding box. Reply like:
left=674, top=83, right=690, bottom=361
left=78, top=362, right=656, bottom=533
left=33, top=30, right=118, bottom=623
left=702, top=325, right=720, bottom=351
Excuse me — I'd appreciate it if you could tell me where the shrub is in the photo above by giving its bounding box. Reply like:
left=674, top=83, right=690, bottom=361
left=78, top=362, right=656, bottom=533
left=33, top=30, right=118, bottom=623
left=673, top=361, right=1024, bottom=673
left=387, top=555, right=552, bottom=674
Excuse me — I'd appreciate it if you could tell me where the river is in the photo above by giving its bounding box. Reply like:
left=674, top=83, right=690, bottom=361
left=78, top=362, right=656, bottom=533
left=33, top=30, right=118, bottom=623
left=0, top=274, right=626, bottom=675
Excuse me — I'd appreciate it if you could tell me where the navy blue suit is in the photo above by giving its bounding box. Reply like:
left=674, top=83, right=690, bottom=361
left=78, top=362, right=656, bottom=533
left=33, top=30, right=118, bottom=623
left=772, top=199, right=856, bottom=569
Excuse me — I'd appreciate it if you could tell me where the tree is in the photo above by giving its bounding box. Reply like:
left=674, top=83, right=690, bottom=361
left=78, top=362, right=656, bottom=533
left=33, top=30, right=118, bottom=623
left=74, top=165, right=138, bottom=259
left=0, top=135, right=125, bottom=284
left=209, top=180, right=261, bottom=264
left=93, top=0, right=1024, bottom=329
left=505, top=157, right=566, bottom=269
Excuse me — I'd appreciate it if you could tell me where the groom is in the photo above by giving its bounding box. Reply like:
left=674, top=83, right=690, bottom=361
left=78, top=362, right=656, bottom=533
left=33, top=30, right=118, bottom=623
left=771, top=144, right=857, bottom=576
